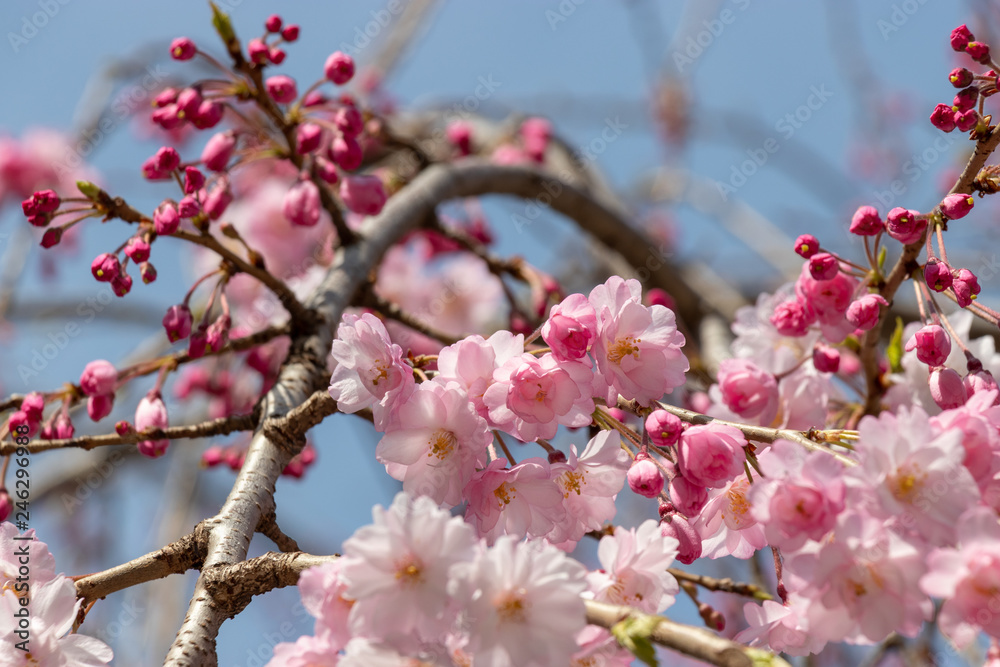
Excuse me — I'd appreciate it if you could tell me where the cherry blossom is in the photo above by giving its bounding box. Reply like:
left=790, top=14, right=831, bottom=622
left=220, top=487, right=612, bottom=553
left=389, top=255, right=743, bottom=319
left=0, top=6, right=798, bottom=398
left=586, top=519, right=679, bottom=613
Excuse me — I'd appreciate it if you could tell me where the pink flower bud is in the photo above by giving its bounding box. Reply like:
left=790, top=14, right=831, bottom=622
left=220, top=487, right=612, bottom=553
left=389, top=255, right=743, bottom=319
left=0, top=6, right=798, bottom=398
left=54, top=413, right=74, bottom=439
left=951, top=25, right=974, bottom=51
left=283, top=179, right=321, bottom=227
left=645, top=410, right=683, bottom=447
left=201, top=445, right=225, bottom=467
left=268, top=47, right=286, bottom=65
left=202, top=131, right=237, bottom=172
left=315, top=158, right=340, bottom=184
left=40, top=228, right=62, bottom=248
left=176, top=87, right=202, bottom=119
left=324, top=51, right=355, bottom=85
left=921, top=260, right=952, bottom=292
left=296, top=123, right=324, bottom=155
left=151, top=104, right=183, bottom=130
left=193, top=100, right=224, bottom=129
left=21, top=189, right=60, bottom=216
left=339, top=175, right=387, bottom=216
left=163, top=304, right=193, bottom=342
left=266, top=75, right=298, bottom=104
left=604, top=407, right=627, bottom=424
left=520, top=117, right=551, bottom=162
left=661, top=514, right=702, bottom=564
left=124, top=237, right=151, bottom=263
left=845, top=293, right=888, bottom=331
left=111, top=272, right=133, bottom=297
left=949, top=67, right=974, bottom=88
left=793, top=234, right=819, bottom=259
left=334, top=106, right=363, bottom=138
left=80, top=360, right=117, bottom=396
left=177, top=195, right=201, bottom=219
left=930, top=103, right=957, bottom=132
left=953, top=87, right=979, bottom=112
left=669, top=474, right=708, bottom=516
left=8, top=411, right=37, bottom=438
left=967, top=41, right=991, bottom=64
left=952, top=268, right=982, bottom=307
left=717, top=359, right=779, bottom=423
left=26, top=212, right=50, bottom=228
left=248, top=38, right=269, bottom=64
left=812, top=344, right=840, bottom=373
left=145, top=146, right=180, bottom=180
left=136, top=393, right=169, bottom=458
left=541, top=293, right=596, bottom=360
left=154, top=201, right=180, bottom=235
left=628, top=455, right=664, bottom=498
left=885, top=207, right=925, bottom=244
left=447, top=121, right=473, bottom=156
left=188, top=326, right=209, bottom=359
left=940, top=193, right=975, bottom=220
left=965, top=368, right=999, bottom=401
left=281, top=24, right=300, bottom=42
left=265, top=14, right=283, bottom=32
left=677, top=423, right=747, bottom=488
left=808, top=253, right=839, bottom=281
left=955, top=109, right=979, bottom=132
left=183, top=166, right=206, bottom=194
left=0, top=491, right=11, bottom=522
left=20, top=393, right=44, bottom=423
left=770, top=299, right=815, bottom=337
left=850, top=205, right=882, bottom=236
left=153, top=88, right=178, bottom=108
left=140, top=262, right=157, bottom=284
left=115, top=420, right=134, bottom=436
left=645, top=287, right=675, bottom=311
left=91, top=253, right=120, bottom=283
left=206, top=314, right=231, bottom=352
left=204, top=182, right=233, bottom=220
left=929, top=368, right=966, bottom=409
left=905, top=324, right=951, bottom=367
left=330, top=135, right=363, bottom=171
left=86, top=394, right=114, bottom=422
left=170, top=37, right=196, bottom=61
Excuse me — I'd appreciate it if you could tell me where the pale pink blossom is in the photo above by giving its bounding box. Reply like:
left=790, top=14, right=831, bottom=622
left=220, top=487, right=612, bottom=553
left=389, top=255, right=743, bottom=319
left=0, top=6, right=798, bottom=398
left=455, top=536, right=587, bottom=667
left=676, top=423, right=747, bottom=489
left=541, top=293, right=597, bottom=361
left=375, top=381, right=491, bottom=507
left=735, top=595, right=829, bottom=656
left=589, top=276, right=687, bottom=405
left=464, top=458, right=565, bottom=543
left=483, top=352, right=595, bottom=441
left=749, top=440, right=846, bottom=551
left=586, top=519, right=679, bottom=613
left=852, top=405, right=979, bottom=545
left=265, top=634, right=339, bottom=667
left=932, top=390, right=1000, bottom=489
left=695, top=477, right=768, bottom=559
left=547, top=431, right=630, bottom=549
left=0, top=524, right=56, bottom=590
left=920, top=506, right=1000, bottom=646
left=716, top=358, right=779, bottom=424
left=328, top=313, right=415, bottom=430
left=435, top=331, right=523, bottom=419
left=297, top=561, right=352, bottom=649
left=339, top=493, right=477, bottom=649
left=0, top=576, right=113, bottom=666
left=571, top=626, right=635, bottom=667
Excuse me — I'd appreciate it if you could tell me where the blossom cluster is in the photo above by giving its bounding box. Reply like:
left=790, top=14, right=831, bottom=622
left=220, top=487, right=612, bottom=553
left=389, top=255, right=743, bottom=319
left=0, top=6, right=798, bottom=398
left=266, top=492, right=677, bottom=666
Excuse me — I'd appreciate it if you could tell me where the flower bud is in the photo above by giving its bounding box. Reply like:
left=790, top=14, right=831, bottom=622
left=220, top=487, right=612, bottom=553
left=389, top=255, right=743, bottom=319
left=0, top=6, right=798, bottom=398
left=248, top=38, right=269, bottom=64
left=330, top=135, right=363, bottom=171
left=265, top=14, right=282, bottom=32
left=953, top=268, right=982, bottom=307
left=154, top=201, right=181, bottom=235
left=849, top=205, right=882, bottom=236
left=115, top=421, right=135, bottom=436
left=627, top=455, right=664, bottom=498
left=283, top=179, right=321, bottom=227
left=885, top=207, right=925, bottom=244
left=929, top=368, right=966, bottom=409
left=140, top=262, right=157, bottom=284
left=955, top=109, right=979, bottom=132
left=40, top=228, right=62, bottom=248
left=281, top=24, right=300, bottom=41
left=334, top=106, right=363, bottom=138
left=86, top=394, right=114, bottom=422
left=930, top=103, right=957, bottom=132
left=808, top=253, right=839, bottom=281
left=177, top=195, right=201, bottom=219
left=91, top=253, right=120, bottom=283
left=296, top=123, right=324, bottom=155
left=924, top=260, right=953, bottom=292
left=845, top=293, right=889, bottom=331
left=905, top=324, right=951, bottom=367
left=660, top=513, right=702, bottom=564
left=204, top=182, right=233, bottom=220
left=54, top=413, right=74, bottom=439
left=202, top=131, right=236, bottom=172
left=206, top=314, right=231, bottom=352
left=170, top=37, right=196, bottom=61
left=8, top=411, right=37, bottom=438
left=953, top=87, right=979, bottom=112
left=266, top=75, right=298, bottom=104
left=645, top=410, right=683, bottom=447
left=794, top=234, right=819, bottom=259
left=812, top=344, right=840, bottom=373
left=669, top=474, right=708, bottom=516
left=111, top=272, right=133, bottom=297
left=188, top=326, right=209, bottom=359
left=340, top=175, right=387, bottom=216
left=770, top=299, right=815, bottom=337
left=176, top=87, right=202, bottom=119
left=967, top=41, right=991, bottom=64
left=315, top=158, right=340, bottom=185
left=135, top=393, right=169, bottom=458
left=80, top=360, right=117, bottom=396
left=20, top=393, right=44, bottom=423
left=447, top=121, right=473, bottom=156
left=162, top=304, right=193, bottom=342
left=324, top=51, right=355, bottom=85
left=940, top=193, right=975, bottom=220
left=949, top=67, right=974, bottom=88
left=124, top=236, right=151, bottom=263
left=717, top=359, right=779, bottom=423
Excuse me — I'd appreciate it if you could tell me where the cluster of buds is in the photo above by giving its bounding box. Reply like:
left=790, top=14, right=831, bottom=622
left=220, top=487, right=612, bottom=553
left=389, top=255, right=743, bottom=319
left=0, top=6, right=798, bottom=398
left=248, top=14, right=300, bottom=66
left=202, top=441, right=316, bottom=478
left=930, top=25, right=997, bottom=133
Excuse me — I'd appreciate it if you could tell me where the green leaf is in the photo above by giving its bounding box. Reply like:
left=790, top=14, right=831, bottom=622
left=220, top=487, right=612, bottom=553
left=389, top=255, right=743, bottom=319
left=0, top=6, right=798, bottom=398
left=877, top=245, right=887, bottom=272
left=887, top=316, right=904, bottom=373
left=611, top=616, right=660, bottom=667
left=76, top=180, right=100, bottom=202
left=210, top=2, right=236, bottom=45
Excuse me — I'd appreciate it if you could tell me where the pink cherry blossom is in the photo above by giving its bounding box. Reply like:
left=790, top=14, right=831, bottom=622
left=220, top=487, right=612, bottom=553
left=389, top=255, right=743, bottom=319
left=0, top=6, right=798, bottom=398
left=483, top=352, right=595, bottom=442
left=541, top=292, right=597, bottom=361
left=339, top=493, right=477, bottom=649
left=589, top=276, right=688, bottom=405
left=375, top=381, right=491, bottom=507
left=586, top=519, right=679, bottom=613
left=297, top=560, right=353, bottom=649
left=676, top=423, right=747, bottom=489
left=464, top=458, right=565, bottom=543
left=696, top=476, right=768, bottom=559
left=456, top=536, right=587, bottom=667
left=716, top=358, right=779, bottom=424
left=735, top=595, right=829, bottom=656
left=920, top=506, right=1000, bottom=646
left=328, top=313, right=415, bottom=430
left=748, top=440, right=846, bottom=550
left=79, top=360, right=117, bottom=396
left=905, top=324, right=951, bottom=367
left=846, top=293, right=889, bottom=331
left=546, top=431, right=630, bottom=549
left=265, top=634, right=340, bottom=667
left=931, top=390, right=1000, bottom=491
left=435, top=331, right=524, bottom=419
